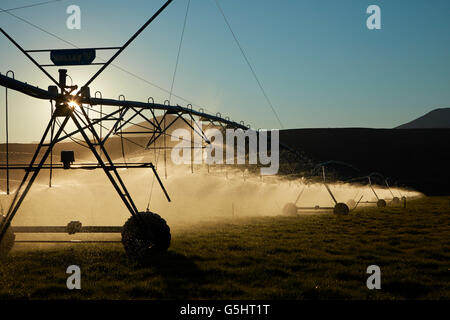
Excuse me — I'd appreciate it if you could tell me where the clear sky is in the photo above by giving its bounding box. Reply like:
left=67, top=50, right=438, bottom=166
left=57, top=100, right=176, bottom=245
left=1, top=0, right=449, bottom=142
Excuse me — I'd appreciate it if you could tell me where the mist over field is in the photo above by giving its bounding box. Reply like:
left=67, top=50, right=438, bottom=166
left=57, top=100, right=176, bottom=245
left=0, top=161, right=420, bottom=230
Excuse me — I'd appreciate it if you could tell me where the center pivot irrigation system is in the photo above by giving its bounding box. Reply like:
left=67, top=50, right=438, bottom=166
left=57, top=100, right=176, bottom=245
left=346, top=172, right=406, bottom=207
left=282, top=162, right=360, bottom=216
left=0, top=0, right=406, bottom=260
left=281, top=162, right=405, bottom=216
left=0, top=0, right=313, bottom=260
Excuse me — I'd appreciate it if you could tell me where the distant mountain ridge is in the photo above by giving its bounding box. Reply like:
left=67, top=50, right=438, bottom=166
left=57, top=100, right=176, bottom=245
left=396, top=108, right=450, bottom=129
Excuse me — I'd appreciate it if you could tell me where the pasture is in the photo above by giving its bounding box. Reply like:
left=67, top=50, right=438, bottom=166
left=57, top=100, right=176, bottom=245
left=0, top=196, right=449, bottom=300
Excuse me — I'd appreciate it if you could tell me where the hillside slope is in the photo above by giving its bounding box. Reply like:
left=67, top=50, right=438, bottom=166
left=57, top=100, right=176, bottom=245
left=396, top=108, right=450, bottom=129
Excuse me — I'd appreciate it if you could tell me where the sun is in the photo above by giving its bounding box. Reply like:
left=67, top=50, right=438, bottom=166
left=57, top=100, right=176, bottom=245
left=68, top=100, right=80, bottom=110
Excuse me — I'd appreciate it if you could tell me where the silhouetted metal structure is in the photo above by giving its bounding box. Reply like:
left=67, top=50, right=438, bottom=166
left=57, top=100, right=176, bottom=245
left=346, top=172, right=403, bottom=207
left=0, top=1, right=403, bottom=259
left=0, top=0, right=310, bottom=259
left=282, top=162, right=361, bottom=216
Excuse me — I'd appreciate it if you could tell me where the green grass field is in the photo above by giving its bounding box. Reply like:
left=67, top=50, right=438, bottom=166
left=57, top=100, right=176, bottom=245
left=1, top=196, right=449, bottom=300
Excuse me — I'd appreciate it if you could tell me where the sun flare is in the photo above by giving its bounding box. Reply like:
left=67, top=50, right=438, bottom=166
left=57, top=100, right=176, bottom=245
left=68, top=100, right=79, bottom=110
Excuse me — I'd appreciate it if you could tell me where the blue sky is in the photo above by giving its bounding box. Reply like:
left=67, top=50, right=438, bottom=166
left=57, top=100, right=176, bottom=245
left=1, top=0, right=449, bottom=142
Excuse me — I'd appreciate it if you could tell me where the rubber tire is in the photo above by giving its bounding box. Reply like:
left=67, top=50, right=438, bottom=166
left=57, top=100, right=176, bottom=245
left=334, top=203, right=349, bottom=215
left=0, top=216, right=15, bottom=259
left=377, top=199, right=387, bottom=208
left=121, top=212, right=171, bottom=261
left=392, top=197, right=400, bottom=205
left=347, top=199, right=356, bottom=208
left=282, top=203, right=298, bottom=216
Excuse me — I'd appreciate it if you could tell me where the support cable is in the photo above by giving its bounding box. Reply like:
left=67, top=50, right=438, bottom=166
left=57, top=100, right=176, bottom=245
left=80, top=0, right=174, bottom=91
left=4, top=71, right=14, bottom=195
left=119, top=108, right=128, bottom=166
left=0, top=5, right=208, bottom=112
left=146, top=107, right=163, bottom=211
left=164, top=0, right=190, bottom=182
left=169, top=0, right=190, bottom=103
left=146, top=139, right=163, bottom=212
left=94, top=91, right=103, bottom=158
left=49, top=100, right=55, bottom=187
left=0, top=0, right=63, bottom=13
left=213, top=0, right=284, bottom=128
left=164, top=114, right=167, bottom=179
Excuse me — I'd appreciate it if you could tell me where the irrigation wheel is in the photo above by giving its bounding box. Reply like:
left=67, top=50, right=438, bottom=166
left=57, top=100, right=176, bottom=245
left=334, top=203, right=349, bottom=215
left=392, top=197, right=400, bottom=205
left=0, top=216, right=15, bottom=259
left=121, top=211, right=171, bottom=261
left=282, top=203, right=298, bottom=216
left=377, top=199, right=387, bottom=208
